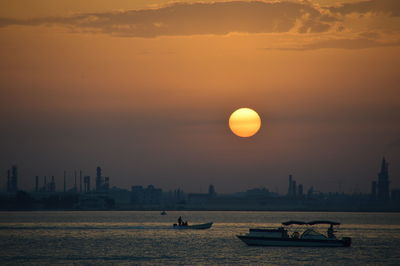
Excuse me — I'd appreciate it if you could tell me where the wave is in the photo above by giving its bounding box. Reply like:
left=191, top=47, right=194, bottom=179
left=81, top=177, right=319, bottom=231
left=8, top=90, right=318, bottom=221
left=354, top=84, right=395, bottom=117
left=0, top=255, right=178, bottom=262
left=0, top=225, right=175, bottom=230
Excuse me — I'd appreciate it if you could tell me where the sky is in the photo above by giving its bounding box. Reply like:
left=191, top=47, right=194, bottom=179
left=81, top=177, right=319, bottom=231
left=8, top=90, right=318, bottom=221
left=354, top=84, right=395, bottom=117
left=0, top=0, right=399, bottom=194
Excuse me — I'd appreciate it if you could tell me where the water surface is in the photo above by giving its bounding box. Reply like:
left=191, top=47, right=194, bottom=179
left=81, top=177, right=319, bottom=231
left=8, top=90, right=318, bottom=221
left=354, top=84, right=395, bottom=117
left=0, top=211, right=399, bottom=265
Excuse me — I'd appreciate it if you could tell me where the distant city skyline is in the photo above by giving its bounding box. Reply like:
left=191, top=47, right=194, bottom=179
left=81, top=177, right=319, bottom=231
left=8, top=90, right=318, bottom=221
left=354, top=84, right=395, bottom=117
left=2, top=159, right=399, bottom=212
left=1, top=157, right=398, bottom=194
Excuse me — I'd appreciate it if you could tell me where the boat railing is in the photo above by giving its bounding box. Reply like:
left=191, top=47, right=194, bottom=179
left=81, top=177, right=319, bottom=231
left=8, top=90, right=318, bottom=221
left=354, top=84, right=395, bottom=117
left=282, top=223, right=341, bottom=240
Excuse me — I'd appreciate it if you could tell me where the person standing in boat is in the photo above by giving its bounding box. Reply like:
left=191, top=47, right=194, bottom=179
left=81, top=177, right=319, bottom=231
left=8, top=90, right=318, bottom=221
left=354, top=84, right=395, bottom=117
left=178, top=216, right=183, bottom=226
left=327, top=224, right=336, bottom=238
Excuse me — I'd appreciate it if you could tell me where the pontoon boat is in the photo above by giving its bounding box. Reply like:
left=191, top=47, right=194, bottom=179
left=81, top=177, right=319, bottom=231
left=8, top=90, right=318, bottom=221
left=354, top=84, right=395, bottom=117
left=237, top=220, right=351, bottom=247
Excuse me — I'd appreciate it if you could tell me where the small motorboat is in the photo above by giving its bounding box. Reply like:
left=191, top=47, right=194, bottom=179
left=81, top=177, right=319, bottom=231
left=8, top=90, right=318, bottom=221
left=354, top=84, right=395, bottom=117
left=173, top=222, right=213, bottom=230
left=237, top=220, right=351, bottom=247
left=160, top=211, right=167, bottom=215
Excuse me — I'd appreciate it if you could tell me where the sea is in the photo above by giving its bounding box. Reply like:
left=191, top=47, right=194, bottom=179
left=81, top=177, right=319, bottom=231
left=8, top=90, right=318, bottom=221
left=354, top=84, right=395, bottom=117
left=0, top=211, right=399, bottom=265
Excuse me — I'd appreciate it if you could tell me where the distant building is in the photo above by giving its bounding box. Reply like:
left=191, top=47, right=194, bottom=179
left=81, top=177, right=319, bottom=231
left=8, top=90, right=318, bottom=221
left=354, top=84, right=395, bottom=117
left=187, top=185, right=217, bottom=204
left=208, top=184, right=216, bottom=196
left=43, top=176, right=47, bottom=191
left=7, top=165, right=18, bottom=193
left=63, top=171, right=67, bottom=192
left=298, top=184, right=303, bottom=197
left=171, top=188, right=185, bottom=204
left=371, top=157, right=390, bottom=200
left=143, top=185, right=162, bottom=204
left=95, top=167, right=110, bottom=192
left=246, top=187, right=272, bottom=198
left=292, top=180, right=297, bottom=198
left=49, top=176, right=56, bottom=192
left=307, top=186, right=314, bottom=197
left=74, top=171, right=78, bottom=192
left=79, top=171, right=83, bottom=193
left=96, top=167, right=102, bottom=191
left=188, top=193, right=210, bottom=204
left=78, top=194, right=115, bottom=209
left=130, top=185, right=162, bottom=205
left=37, top=175, right=56, bottom=193
left=371, top=181, right=377, bottom=199
left=131, top=186, right=145, bottom=204
left=287, top=175, right=303, bottom=199
left=104, top=177, right=110, bottom=191
left=84, top=176, right=91, bottom=192
left=392, top=189, right=400, bottom=201
left=287, top=175, right=293, bottom=196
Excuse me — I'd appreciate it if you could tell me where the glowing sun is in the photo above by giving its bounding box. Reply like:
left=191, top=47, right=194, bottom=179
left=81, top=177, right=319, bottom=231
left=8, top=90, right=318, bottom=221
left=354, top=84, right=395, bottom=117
left=229, top=108, right=261, bottom=138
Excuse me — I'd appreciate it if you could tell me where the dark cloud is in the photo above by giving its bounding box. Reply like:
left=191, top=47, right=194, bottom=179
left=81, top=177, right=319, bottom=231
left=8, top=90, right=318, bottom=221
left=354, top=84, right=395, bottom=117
left=329, top=0, right=400, bottom=17
left=358, top=31, right=381, bottom=39
left=0, top=1, right=336, bottom=37
left=266, top=38, right=400, bottom=50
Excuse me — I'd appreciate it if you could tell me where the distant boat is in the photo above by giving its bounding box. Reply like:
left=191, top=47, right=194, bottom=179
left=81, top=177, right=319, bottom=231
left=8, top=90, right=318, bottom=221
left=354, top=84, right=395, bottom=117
left=160, top=211, right=167, bottom=215
left=173, top=222, right=213, bottom=230
left=237, top=220, right=351, bottom=247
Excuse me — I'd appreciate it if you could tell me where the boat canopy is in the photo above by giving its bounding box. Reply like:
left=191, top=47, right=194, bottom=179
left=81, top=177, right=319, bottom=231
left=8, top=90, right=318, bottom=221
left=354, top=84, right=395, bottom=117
left=308, top=220, right=340, bottom=226
left=282, top=220, right=307, bottom=226
left=282, top=220, right=340, bottom=226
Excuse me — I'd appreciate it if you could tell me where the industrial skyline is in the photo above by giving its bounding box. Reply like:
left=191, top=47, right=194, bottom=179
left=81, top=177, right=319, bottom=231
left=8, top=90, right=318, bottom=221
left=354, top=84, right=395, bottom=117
left=2, top=157, right=398, bottom=197
left=1, top=157, right=399, bottom=212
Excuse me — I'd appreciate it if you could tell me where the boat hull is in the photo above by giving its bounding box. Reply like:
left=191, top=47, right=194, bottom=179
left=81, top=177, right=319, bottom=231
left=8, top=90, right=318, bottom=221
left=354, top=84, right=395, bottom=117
left=173, top=222, right=213, bottom=230
left=237, top=235, right=351, bottom=247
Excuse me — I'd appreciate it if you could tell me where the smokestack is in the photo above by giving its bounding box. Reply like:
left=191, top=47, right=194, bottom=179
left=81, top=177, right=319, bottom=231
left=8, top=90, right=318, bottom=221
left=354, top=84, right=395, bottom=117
left=11, top=166, right=18, bottom=191
left=104, top=177, right=109, bottom=191
left=7, top=170, right=10, bottom=192
left=35, top=176, right=39, bottom=192
left=80, top=170, right=82, bottom=193
left=74, top=170, right=77, bottom=190
left=63, top=171, right=66, bottom=192
left=298, top=184, right=303, bottom=197
left=96, top=167, right=102, bottom=191
left=50, top=176, right=55, bottom=192
left=84, top=176, right=91, bottom=192
left=288, top=175, right=293, bottom=196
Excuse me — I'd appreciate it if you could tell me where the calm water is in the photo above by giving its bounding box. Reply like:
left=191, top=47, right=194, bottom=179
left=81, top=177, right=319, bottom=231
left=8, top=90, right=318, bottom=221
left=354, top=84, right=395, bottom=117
left=0, top=211, right=400, bottom=265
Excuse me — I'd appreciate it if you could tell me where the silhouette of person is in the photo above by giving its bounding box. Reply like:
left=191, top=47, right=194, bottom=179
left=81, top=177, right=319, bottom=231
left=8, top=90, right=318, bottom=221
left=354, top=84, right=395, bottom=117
left=178, top=216, right=183, bottom=226
left=327, top=224, right=335, bottom=238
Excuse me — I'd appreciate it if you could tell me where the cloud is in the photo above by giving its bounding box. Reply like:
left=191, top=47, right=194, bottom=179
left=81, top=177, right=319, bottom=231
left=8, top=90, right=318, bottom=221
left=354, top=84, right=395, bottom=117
left=0, top=1, right=336, bottom=37
left=1, top=0, right=399, bottom=50
left=267, top=37, right=400, bottom=50
left=328, top=0, right=400, bottom=17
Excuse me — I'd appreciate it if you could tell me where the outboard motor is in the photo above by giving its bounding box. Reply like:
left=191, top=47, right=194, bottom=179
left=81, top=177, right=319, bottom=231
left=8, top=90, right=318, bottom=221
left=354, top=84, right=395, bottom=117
left=342, top=237, right=352, bottom=247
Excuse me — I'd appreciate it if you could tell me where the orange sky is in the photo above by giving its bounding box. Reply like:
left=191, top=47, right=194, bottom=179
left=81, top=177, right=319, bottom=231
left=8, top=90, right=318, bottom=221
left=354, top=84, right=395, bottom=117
left=0, top=0, right=399, bottom=193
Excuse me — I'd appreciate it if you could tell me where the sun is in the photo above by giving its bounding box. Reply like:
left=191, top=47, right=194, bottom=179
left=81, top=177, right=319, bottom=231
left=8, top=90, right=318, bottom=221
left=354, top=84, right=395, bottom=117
left=229, top=108, right=261, bottom=138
